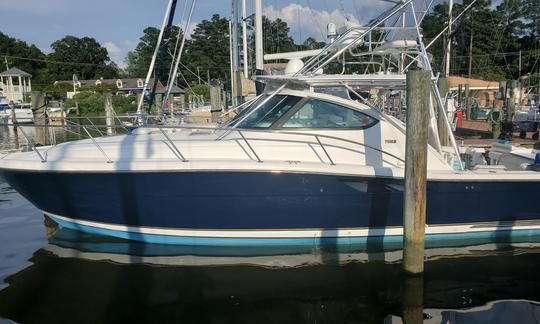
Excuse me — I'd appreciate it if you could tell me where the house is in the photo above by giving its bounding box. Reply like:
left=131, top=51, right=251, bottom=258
left=54, top=78, right=185, bottom=98
left=0, top=67, right=32, bottom=103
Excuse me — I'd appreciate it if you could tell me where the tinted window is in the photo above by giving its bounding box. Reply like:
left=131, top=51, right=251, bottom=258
left=281, top=99, right=378, bottom=129
left=237, top=95, right=301, bottom=128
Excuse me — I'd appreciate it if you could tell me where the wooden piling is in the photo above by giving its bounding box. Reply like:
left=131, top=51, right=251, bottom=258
left=104, top=93, right=115, bottom=136
left=437, top=77, right=449, bottom=146
left=31, top=91, right=48, bottom=146
left=9, top=101, right=17, bottom=131
left=464, top=84, right=471, bottom=120
left=210, top=79, right=223, bottom=122
left=403, top=70, right=430, bottom=275
left=60, top=100, right=66, bottom=125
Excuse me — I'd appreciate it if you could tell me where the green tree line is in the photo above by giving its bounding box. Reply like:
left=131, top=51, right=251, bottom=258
left=422, top=0, right=539, bottom=82
left=1, top=4, right=538, bottom=95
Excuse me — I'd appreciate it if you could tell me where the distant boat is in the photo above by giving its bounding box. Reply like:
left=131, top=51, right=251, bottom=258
left=0, top=103, right=33, bottom=124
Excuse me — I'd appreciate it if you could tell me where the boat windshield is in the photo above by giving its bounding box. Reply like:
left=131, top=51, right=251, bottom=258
left=227, top=95, right=302, bottom=129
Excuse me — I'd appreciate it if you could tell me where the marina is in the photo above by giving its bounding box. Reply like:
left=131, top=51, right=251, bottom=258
left=0, top=0, right=539, bottom=322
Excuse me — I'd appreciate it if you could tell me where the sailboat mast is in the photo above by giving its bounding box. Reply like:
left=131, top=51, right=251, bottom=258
left=444, top=0, right=453, bottom=77
left=136, top=0, right=175, bottom=115
left=231, top=0, right=243, bottom=106
left=242, top=0, right=249, bottom=79
left=149, top=0, right=179, bottom=112
left=254, top=0, right=264, bottom=94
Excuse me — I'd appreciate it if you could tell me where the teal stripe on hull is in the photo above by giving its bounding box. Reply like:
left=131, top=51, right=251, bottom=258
left=48, top=215, right=540, bottom=249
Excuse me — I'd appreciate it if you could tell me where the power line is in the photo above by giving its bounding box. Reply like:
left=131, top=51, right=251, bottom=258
left=0, top=54, right=114, bottom=67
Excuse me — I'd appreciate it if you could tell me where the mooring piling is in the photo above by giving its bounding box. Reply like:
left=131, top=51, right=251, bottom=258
left=403, top=70, right=430, bottom=275
left=9, top=101, right=17, bottom=131
left=31, top=91, right=49, bottom=146
left=104, top=93, right=115, bottom=136
left=437, top=77, right=449, bottom=146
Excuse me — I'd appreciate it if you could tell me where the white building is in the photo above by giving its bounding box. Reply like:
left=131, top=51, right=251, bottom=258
left=0, top=67, right=32, bottom=103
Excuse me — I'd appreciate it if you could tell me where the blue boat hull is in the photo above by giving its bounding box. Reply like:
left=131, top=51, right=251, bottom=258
left=2, top=170, right=540, bottom=246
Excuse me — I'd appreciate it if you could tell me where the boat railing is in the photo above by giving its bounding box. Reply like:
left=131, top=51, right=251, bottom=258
left=2, top=122, right=405, bottom=167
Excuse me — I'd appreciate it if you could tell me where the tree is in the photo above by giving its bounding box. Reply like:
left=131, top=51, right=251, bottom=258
left=262, top=17, right=296, bottom=54
left=47, top=36, right=118, bottom=81
left=297, top=37, right=327, bottom=51
left=125, top=26, right=184, bottom=79
left=183, top=15, right=231, bottom=87
left=0, top=32, right=47, bottom=84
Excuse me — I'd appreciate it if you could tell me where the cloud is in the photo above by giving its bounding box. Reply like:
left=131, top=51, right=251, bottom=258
left=174, top=20, right=198, bottom=39
left=103, top=41, right=127, bottom=68
left=104, top=42, right=122, bottom=56
left=264, top=2, right=386, bottom=42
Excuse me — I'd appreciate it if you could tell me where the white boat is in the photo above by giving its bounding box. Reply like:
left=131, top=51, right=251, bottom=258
left=0, top=0, right=539, bottom=249
left=0, top=103, right=34, bottom=124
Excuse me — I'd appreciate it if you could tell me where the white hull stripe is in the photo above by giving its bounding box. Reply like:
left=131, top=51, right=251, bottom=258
left=47, top=213, right=540, bottom=239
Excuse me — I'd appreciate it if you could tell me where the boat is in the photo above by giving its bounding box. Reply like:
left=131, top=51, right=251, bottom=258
left=488, top=142, right=540, bottom=170
left=0, top=103, right=34, bottom=124
left=0, top=0, right=539, bottom=249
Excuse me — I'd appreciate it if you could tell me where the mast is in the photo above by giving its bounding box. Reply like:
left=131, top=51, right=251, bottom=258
left=242, top=0, right=249, bottom=79
left=149, top=0, right=179, bottom=112
left=136, top=0, right=175, bottom=115
left=444, top=0, right=453, bottom=77
left=230, top=0, right=244, bottom=106
left=254, top=0, right=264, bottom=94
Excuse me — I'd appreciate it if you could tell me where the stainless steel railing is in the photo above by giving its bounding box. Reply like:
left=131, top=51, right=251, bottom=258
left=1, top=121, right=406, bottom=167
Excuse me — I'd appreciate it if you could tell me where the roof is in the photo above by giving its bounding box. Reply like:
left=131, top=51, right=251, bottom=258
left=0, top=67, right=31, bottom=77
left=448, top=76, right=500, bottom=90
left=56, top=78, right=161, bottom=90
left=156, top=84, right=185, bottom=95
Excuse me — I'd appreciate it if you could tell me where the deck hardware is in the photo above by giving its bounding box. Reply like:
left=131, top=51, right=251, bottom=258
left=18, top=127, right=47, bottom=163
left=159, top=128, right=188, bottom=162
left=82, top=127, right=113, bottom=163
left=315, top=135, right=335, bottom=166
left=238, top=130, right=263, bottom=163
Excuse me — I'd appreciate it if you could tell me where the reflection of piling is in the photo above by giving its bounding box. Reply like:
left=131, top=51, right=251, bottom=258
left=104, top=93, right=115, bottom=136
left=403, top=70, right=430, bottom=275
left=402, top=275, right=424, bottom=324
left=31, top=91, right=49, bottom=146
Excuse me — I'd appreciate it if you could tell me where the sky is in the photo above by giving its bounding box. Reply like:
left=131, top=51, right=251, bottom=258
left=0, top=0, right=401, bottom=68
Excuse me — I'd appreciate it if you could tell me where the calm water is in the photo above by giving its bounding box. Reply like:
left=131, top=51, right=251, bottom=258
left=1, top=126, right=540, bottom=323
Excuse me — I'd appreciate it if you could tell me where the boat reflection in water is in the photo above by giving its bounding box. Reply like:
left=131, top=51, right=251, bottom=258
left=0, top=226, right=540, bottom=324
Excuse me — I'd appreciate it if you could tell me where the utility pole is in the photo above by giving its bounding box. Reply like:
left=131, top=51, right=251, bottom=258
left=444, top=0, right=453, bottom=77
left=254, top=0, right=264, bottom=95
left=3, top=57, right=9, bottom=70
left=197, top=66, right=201, bottom=85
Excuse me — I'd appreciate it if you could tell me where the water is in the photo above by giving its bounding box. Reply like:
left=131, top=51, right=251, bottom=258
left=1, top=127, right=540, bottom=323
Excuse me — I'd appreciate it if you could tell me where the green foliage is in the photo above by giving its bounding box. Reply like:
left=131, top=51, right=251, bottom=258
left=0, top=32, right=47, bottom=84
left=186, top=84, right=210, bottom=101
left=184, top=15, right=231, bottom=86
left=42, top=83, right=74, bottom=100
left=64, top=91, right=137, bottom=116
left=125, top=26, right=184, bottom=79
left=422, top=0, right=540, bottom=81
left=112, top=95, right=138, bottom=114
left=47, top=36, right=119, bottom=81
left=65, top=92, right=105, bottom=116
